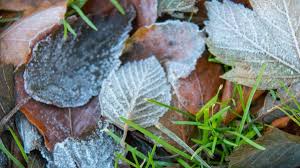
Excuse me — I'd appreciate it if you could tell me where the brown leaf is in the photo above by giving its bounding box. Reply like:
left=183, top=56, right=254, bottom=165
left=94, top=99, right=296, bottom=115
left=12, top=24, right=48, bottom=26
left=15, top=72, right=101, bottom=151
left=0, top=2, right=66, bottom=66
left=271, top=116, right=290, bottom=128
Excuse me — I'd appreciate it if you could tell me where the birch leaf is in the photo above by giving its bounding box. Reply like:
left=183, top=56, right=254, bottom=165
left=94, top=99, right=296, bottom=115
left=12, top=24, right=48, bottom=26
left=100, top=56, right=171, bottom=129
left=24, top=7, right=135, bottom=107
left=205, top=0, right=300, bottom=89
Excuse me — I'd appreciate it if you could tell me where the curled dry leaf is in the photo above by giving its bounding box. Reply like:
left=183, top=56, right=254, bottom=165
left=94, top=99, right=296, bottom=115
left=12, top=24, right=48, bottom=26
left=15, top=72, right=101, bottom=151
left=100, top=56, right=171, bottom=129
left=24, top=7, right=135, bottom=107
left=205, top=0, right=300, bottom=89
left=0, top=2, right=66, bottom=66
left=229, top=128, right=300, bottom=168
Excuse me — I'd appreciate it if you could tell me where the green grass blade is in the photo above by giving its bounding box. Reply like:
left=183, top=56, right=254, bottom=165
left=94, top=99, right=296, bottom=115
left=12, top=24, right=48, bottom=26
left=177, top=158, right=192, bottom=168
left=236, top=64, right=266, bottom=143
left=0, top=142, right=25, bottom=168
left=227, top=131, right=265, bottom=150
left=62, top=19, right=77, bottom=38
left=70, top=3, right=98, bottom=31
left=145, top=98, right=195, bottom=120
left=110, top=0, right=126, bottom=15
left=8, top=127, right=28, bottom=162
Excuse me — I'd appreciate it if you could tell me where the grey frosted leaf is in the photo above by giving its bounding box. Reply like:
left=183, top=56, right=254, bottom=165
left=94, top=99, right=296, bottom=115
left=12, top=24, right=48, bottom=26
left=100, top=56, right=172, bottom=129
left=15, top=113, right=43, bottom=154
left=24, top=8, right=135, bottom=107
left=158, top=0, right=198, bottom=16
left=229, top=128, right=300, bottom=168
left=205, top=0, right=300, bottom=89
left=49, top=121, right=121, bottom=168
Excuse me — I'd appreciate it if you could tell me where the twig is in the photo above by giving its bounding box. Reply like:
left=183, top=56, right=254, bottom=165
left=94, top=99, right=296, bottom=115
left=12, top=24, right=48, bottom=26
left=0, top=96, right=31, bottom=132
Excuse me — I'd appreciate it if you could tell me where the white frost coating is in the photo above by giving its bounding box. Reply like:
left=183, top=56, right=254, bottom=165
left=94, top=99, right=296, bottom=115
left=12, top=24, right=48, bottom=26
left=100, top=56, right=172, bottom=129
left=205, top=0, right=300, bottom=89
left=158, top=0, right=198, bottom=16
left=49, top=122, right=121, bottom=168
left=155, top=20, right=205, bottom=86
left=16, top=113, right=43, bottom=154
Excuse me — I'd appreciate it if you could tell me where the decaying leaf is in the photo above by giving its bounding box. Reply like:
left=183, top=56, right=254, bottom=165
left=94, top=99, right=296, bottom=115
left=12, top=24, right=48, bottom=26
left=15, top=72, right=101, bottom=151
left=124, top=20, right=205, bottom=86
left=47, top=121, right=122, bottom=168
left=24, top=7, right=135, bottom=107
left=0, top=64, right=14, bottom=116
left=229, top=128, right=300, bottom=168
left=15, top=113, right=43, bottom=154
left=0, top=2, right=66, bottom=66
left=158, top=0, right=198, bottom=16
left=100, top=56, right=171, bottom=129
left=205, top=0, right=300, bottom=89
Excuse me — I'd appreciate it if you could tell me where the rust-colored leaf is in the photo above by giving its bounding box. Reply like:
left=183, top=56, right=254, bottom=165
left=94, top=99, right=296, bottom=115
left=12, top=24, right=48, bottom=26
left=15, top=72, right=101, bottom=151
left=271, top=116, right=290, bottom=128
left=0, top=2, right=66, bottom=66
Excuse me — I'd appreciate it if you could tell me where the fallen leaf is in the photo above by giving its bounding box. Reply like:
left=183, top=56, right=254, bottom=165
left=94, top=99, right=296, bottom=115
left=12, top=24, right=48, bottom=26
left=157, top=0, right=198, bottom=16
left=0, top=2, right=66, bottom=66
left=24, top=7, right=135, bottom=107
left=257, top=82, right=300, bottom=123
left=15, top=72, right=101, bottom=151
left=47, top=121, right=122, bottom=168
left=15, top=112, right=43, bottom=154
left=122, top=21, right=219, bottom=147
left=100, top=56, right=171, bottom=129
left=130, top=0, right=157, bottom=27
left=205, top=0, right=300, bottom=89
left=271, top=116, right=290, bottom=128
left=0, top=0, right=64, bottom=15
left=229, top=128, right=300, bottom=168
left=123, top=20, right=205, bottom=86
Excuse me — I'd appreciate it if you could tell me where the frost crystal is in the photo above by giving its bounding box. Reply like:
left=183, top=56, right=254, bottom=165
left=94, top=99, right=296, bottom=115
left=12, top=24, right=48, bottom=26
left=24, top=8, right=135, bottom=107
left=100, top=56, right=172, bottom=129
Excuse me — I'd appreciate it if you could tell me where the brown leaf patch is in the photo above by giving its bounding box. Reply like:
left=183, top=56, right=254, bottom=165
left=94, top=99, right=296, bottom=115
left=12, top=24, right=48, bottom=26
left=15, top=72, right=100, bottom=151
left=0, top=2, right=66, bottom=66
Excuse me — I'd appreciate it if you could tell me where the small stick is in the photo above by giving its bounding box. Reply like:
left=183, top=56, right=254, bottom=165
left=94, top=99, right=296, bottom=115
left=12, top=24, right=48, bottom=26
left=0, top=96, right=31, bottom=132
left=120, top=123, right=128, bottom=148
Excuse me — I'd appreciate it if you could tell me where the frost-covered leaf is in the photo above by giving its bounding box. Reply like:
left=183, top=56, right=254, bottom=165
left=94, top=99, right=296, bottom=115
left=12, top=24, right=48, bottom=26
left=130, top=0, right=158, bottom=27
left=47, top=121, right=121, bottom=168
left=16, top=113, right=43, bottom=154
left=229, top=128, right=300, bottom=168
left=24, top=7, right=135, bottom=107
left=100, top=56, right=171, bottom=129
left=15, top=72, right=101, bottom=151
left=0, top=2, right=66, bottom=66
left=158, top=0, right=198, bottom=16
left=123, top=20, right=205, bottom=87
left=205, top=0, right=300, bottom=89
